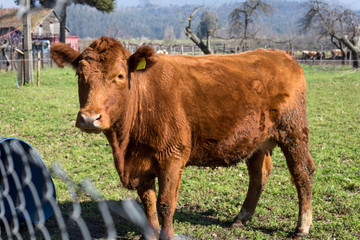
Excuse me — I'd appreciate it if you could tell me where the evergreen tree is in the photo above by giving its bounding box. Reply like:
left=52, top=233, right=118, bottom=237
left=197, top=11, right=217, bottom=39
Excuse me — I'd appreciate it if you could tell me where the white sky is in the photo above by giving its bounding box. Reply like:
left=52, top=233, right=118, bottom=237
left=1, top=0, right=360, bottom=10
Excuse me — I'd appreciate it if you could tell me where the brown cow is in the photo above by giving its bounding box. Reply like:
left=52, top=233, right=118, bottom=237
left=302, top=51, right=316, bottom=61
left=156, top=49, right=169, bottom=55
left=50, top=37, right=315, bottom=239
left=331, top=49, right=343, bottom=59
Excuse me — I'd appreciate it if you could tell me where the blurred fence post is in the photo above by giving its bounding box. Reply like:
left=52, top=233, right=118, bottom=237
left=32, top=45, right=36, bottom=70
left=16, top=48, right=25, bottom=86
left=10, top=45, right=15, bottom=70
left=37, top=51, right=40, bottom=86
left=320, top=44, right=323, bottom=64
left=41, top=43, right=44, bottom=69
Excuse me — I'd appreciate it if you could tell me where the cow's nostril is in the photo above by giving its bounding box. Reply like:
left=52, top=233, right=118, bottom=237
left=79, top=114, right=86, bottom=124
left=79, top=113, right=102, bottom=129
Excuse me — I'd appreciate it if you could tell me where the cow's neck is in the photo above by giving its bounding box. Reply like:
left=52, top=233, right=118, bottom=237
left=124, top=76, right=154, bottom=142
left=103, top=81, right=143, bottom=169
left=105, top=75, right=176, bottom=158
left=104, top=127, right=129, bottom=183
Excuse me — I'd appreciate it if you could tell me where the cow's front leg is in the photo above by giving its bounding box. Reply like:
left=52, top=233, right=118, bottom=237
left=157, top=162, right=184, bottom=240
left=137, top=177, right=159, bottom=239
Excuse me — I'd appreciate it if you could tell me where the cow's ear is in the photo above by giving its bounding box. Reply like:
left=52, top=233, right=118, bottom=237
left=50, top=43, right=80, bottom=69
left=128, top=46, right=155, bottom=73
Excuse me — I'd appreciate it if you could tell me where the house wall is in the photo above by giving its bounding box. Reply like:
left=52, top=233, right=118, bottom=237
left=32, top=13, right=61, bottom=38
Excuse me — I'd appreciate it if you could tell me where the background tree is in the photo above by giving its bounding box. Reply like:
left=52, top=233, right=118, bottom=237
left=300, top=0, right=360, bottom=68
left=229, top=0, right=273, bottom=51
left=15, top=0, right=116, bottom=43
left=197, top=11, right=217, bottom=39
left=184, top=6, right=214, bottom=54
left=163, top=25, right=176, bottom=42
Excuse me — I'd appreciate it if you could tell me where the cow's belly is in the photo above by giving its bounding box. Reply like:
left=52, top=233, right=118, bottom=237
left=186, top=109, right=275, bottom=167
left=187, top=136, right=260, bottom=167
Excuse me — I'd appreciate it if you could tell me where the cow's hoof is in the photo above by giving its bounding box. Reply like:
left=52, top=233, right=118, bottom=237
left=140, top=235, right=157, bottom=240
left=159, top=230, right=174, bottom=240
left=229, top=220, right=245, bottom=229
left=294, top=225, right=310, bottom=238
left=293, top=231, right=309, bottom=238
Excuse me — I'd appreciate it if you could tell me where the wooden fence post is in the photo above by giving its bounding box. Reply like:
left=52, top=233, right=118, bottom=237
left=37, top=51, right=40, bottom=86
left=16, top=49, right=25, bottom=86
left=320, top=44, right=323, bottom=64
left=41, top=43, right=44, bottom=69
left=10, top=45, right=14, bottom=70
left=32, top=46, right=36, bottom=70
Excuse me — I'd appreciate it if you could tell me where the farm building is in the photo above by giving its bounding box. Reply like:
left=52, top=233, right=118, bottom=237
left=0, top=8, right=78, bottom=51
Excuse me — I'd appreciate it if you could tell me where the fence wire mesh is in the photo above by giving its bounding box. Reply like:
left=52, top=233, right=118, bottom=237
left=0, top=137, right=168, bottom=240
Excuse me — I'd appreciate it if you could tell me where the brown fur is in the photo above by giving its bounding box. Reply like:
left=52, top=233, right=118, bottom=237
left=51, top=37, right=315, bottom=239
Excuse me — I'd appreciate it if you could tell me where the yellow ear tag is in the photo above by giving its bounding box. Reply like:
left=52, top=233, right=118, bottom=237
left=136, top=57, right=146, bottom=70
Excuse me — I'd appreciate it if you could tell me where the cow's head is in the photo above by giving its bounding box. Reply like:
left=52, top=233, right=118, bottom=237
left=50, top=36, right=156, bottom=134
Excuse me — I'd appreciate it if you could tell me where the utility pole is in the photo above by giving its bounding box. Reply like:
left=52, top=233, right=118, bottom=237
left=23, top=0, right=33, bottom=84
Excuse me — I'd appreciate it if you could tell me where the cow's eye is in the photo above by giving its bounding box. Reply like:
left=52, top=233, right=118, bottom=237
left=118, top=74, right=124, bottom=79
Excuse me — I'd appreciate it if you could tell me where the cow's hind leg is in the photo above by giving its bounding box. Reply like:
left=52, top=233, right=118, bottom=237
left=231, top=144, right=274, bottom=228
left=278, top=132, right=315, bottom=236
left=276, top=99, right=316, bottom=236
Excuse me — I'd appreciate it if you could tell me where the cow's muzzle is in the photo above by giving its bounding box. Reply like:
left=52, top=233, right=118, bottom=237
left=76, top=112, right=103, bottom=133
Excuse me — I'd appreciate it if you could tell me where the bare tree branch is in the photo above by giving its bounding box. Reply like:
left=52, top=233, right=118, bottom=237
left=185, top=6, right=213, bottom=54
left=229, top=0, right=274, bottom=51
left=299, top=0, right=360, bottom=68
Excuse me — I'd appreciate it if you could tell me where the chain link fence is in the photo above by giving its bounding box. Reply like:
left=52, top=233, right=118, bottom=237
left=0, top=137, right=166, bottom=240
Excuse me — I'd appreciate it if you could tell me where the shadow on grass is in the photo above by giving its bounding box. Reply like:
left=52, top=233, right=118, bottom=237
left=1, top=200, right=142, bottom=240
left=174, top=207, right=226, bottom=227
left=250, top=226, right=293, bottom=238
left=2, top=200, right=293, bottom=239
left=46, top=200, right=143, bottom=239
left=175, top=208, right=295, bottom=238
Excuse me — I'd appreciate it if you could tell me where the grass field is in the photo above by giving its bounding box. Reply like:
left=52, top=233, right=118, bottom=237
left=0, top=65, right=359, bottom=239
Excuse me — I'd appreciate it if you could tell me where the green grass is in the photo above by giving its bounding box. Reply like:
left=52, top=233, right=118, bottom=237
left=0, top=65, right=359, bottom=239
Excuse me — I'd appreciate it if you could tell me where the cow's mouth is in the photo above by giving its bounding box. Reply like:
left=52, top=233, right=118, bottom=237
left=80, top=128, right=103, bottom=134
